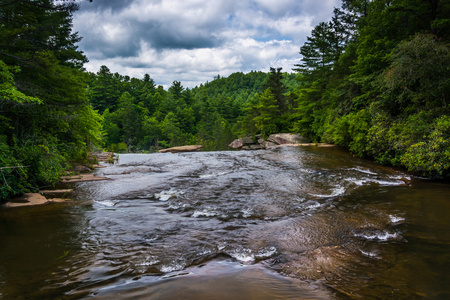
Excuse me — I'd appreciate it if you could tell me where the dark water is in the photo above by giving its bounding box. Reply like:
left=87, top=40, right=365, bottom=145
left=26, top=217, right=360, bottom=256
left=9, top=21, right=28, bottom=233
left=1, top=146, right=450, bottom=299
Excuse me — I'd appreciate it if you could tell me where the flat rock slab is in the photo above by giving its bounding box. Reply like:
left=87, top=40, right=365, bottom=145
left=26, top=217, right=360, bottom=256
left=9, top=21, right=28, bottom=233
left=159, top=145, right=203, bottom=153
left=3, top=193, right=67, bottom=208
left=269, top=143, right=337, bottom=149
left=40, top=189, right=73, bottom=198
left=60, top=174, right=110, bottom=183
left=92, top=164, right=107, bottom=168
left=291, top=143, right=337, bottom=148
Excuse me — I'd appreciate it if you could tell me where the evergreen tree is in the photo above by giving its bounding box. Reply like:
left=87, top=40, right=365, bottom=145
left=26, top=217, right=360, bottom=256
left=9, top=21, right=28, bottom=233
left=0, top=0, right=102, bottom=202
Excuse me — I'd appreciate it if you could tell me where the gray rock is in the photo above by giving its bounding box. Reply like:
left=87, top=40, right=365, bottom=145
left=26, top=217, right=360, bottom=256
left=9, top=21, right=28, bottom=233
left=229, top=133, right=305, bottom=150
left=267, top=133, right=303, bottom=145
left=249, top=144, right=263, bottom=150
left=261, top=141, right=279, bottom=149
left=228, top=139, right=244, bottom=148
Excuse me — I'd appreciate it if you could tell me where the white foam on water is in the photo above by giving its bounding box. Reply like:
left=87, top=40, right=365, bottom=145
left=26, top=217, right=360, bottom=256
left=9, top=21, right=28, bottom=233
left=230, top=252, right=254, bottom=263
left=192, top=209, right=216, bottom=218
left=309, top=186, right=346, bottom=198
left=360, top=250, right=379, bottom=258
left=228, top=246, right=277, bottom=263
left=168, top=203, right=190, bottom=210
left=154, top=189, right=184, bottom=201
left=228, top=248, right=255, bottom=263
left=242, top=208, right=253, bottom=218
left=350, top=167, right=378, bottom=175
left=137, top=256, right=159, bottom=266
left=255, top=246, right=277, bottom=260
left=306, top=202, right=322, bottom=210
left=354, top=231, right=399, bottom=241
left=199, top=171, right=228, bottom=178
left=347, top=177, right=405, bottom=187
left=389, top=174, right=411, bottom=181
left=389, top=214, right=405, bottom=224
left=371, top=179, right=405, bottom=186
left=160, top=262, right=185, bottom=273
left=95, top=200, right=117, bottom=207
left=218, top=244, right=227, bottom=251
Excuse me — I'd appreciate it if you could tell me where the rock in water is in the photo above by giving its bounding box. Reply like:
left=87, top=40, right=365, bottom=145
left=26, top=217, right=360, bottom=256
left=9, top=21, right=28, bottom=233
left=159, top=145, right=203, bottom=153
left=267, top=133, right=303, bottom=145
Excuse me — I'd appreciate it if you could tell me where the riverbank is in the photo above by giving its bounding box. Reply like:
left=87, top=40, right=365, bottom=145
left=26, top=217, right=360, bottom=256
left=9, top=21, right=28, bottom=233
left=228, top=133, right=336, bottom=150
left=1, top=153, right=114, bottom=209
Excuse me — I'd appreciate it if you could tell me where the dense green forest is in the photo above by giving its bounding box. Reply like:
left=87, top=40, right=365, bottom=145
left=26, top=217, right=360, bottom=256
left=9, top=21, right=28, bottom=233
left=0, top=0, right=102, bottom=202
left=291, top=0, right=450, bottom=179
left=87, top=66, right=299, bottom=152
left=1, top=0, right=449, bottom=202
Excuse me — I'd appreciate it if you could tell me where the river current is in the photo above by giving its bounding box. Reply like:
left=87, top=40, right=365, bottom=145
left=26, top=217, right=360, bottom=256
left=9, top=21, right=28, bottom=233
left=1, top=146, right=449, bottom=299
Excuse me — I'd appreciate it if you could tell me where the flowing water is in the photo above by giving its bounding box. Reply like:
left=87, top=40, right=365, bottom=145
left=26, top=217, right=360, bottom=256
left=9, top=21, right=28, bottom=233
left=1, top=146, right=450, bottom=299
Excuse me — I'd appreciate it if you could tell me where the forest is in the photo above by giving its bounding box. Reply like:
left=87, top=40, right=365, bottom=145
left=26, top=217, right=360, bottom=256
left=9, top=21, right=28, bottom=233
left=1, top=0, right=449, bottom=202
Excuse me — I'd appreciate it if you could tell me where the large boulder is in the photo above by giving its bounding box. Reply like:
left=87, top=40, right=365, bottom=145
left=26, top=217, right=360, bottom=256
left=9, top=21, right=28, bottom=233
left=159, top=145, right=203, bottom=153
left=228, top=138, right=245, bottom=149
left=228, top=136, right=256, bottom=149
left=267, top=133, right=303, bottom=145
left=228, top=133, right=306, bottom=150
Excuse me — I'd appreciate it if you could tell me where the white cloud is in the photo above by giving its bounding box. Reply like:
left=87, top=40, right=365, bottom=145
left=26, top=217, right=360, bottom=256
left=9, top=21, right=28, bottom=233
left=73, top=0, right=340, bottom=87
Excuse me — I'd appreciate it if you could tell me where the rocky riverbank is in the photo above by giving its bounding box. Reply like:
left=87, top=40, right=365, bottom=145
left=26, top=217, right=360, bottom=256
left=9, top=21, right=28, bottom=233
left=2, top=153, right=113, bottom=209
left=228, top=133, right=335, bottom=150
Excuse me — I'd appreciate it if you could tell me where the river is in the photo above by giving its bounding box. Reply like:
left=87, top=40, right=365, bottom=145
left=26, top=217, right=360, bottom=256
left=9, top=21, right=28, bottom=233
left=1, top=146, right=449, bottom=299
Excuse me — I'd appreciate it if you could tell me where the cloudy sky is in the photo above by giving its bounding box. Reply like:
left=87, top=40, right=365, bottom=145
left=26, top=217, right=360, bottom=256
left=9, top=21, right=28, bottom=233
left=72, top=0, right=340, bottom=88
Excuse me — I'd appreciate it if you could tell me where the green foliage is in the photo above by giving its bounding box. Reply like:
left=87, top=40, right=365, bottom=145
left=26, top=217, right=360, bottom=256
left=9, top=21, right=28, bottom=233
left=323, top=109, right=371, bottom=157
left=87, top=67, right=299, bottom=152
left=0, top=136, right=27, bottom=200
left=292, top=0, right=450, bottom=179
left=252, top=89, right=279, bottom=138
left=379, top=34, right=450, bottom=116
left=108, top=143, right=128, bottom=154
left=0, top=0, right=102, bottom=202
left=401, top=116, right=450, bottom=178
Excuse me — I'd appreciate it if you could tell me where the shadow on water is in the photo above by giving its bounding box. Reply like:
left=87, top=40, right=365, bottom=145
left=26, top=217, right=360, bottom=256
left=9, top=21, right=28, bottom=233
left=1, top=146, right=450, bottom=299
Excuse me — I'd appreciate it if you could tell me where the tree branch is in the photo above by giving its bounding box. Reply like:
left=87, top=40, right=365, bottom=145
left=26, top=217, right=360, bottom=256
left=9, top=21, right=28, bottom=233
left=0, top=166, right=29, bottom=170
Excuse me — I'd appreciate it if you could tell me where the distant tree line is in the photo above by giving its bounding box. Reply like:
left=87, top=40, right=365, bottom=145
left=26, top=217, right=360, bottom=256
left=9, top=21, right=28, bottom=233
left=87, top=66, right=299, bottom=152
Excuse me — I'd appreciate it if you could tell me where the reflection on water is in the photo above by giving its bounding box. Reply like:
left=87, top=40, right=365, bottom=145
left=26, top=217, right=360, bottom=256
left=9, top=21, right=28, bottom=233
left=1, top=146, right=450, bottom=299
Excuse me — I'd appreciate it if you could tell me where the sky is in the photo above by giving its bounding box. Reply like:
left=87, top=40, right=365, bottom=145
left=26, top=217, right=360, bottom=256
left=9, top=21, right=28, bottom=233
left=72, top=0, right=340, bottom=88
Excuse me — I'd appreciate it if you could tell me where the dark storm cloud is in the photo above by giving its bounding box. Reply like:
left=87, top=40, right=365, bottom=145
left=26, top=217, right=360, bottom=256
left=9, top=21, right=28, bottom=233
left=79, top=0, right=137, bottom=12
left=73, top=0, right=340, bottom=87
left=135, top=20, right=222, bottom=50
left=75, top=0, right=226, bottom=58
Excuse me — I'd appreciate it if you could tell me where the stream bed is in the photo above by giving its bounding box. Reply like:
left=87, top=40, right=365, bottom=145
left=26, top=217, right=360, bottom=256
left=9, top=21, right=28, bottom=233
left=1, top=146, right=449, bottom=299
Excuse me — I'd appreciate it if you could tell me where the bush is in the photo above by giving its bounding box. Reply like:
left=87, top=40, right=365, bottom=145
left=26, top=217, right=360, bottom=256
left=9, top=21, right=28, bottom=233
left=401, top=116, right=450, bottom=179
left=107, top=142, right=128, bottom=153
left=323, top=109, right=371, bottom=157
left=0, top=136, right=27, bottom=202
